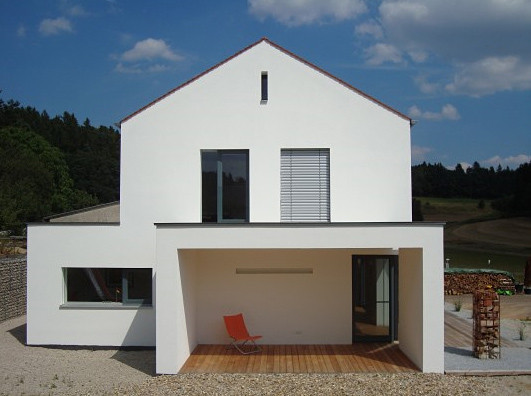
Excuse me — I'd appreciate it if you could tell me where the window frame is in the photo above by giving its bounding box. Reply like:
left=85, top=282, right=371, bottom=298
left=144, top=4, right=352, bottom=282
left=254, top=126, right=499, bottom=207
left=261, top=71, right=268, bottom=102
left=62, top=267, right=153, bottom=308
left=201, top=149, right=250, bottom=223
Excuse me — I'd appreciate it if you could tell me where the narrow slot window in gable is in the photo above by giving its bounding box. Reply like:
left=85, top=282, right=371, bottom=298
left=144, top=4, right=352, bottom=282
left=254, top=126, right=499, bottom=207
left=261, top=71, right=268, bottom=103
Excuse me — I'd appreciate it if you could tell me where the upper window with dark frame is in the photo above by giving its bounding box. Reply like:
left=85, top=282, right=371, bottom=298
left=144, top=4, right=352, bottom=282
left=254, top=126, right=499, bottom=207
left=202, top=150, right=249, bottom=223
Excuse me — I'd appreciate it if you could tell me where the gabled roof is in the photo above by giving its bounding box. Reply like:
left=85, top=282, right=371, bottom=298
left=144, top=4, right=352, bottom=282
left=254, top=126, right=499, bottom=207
left=120, top=38, right=411, bottom=124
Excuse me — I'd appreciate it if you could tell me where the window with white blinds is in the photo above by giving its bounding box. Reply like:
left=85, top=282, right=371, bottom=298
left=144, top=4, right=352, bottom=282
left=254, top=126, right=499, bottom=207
left=280, top=149, right=330, bottom=222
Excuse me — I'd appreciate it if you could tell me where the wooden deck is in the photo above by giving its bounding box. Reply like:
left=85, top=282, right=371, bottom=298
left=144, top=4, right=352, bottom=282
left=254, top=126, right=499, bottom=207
left=444, top=311, right=519, bottom=347
left=179, top=343, right=419, bottom=374
left=180, top=313, right=520, bottom=374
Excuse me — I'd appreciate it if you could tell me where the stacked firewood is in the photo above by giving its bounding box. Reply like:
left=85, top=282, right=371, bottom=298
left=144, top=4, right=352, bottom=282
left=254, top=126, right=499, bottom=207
left=445, top=273, right=515, bottom=295
left=473, top=289, right=500, bottom=359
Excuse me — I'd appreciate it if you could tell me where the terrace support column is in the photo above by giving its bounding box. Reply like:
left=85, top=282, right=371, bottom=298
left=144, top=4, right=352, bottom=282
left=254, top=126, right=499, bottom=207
left=156, top=236, right=194, bottom=374
left=399, top=241, right=444, bottom=372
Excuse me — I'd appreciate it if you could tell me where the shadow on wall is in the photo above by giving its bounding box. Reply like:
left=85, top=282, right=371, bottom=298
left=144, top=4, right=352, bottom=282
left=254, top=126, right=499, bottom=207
left=179, top=251, right=198, bottom=353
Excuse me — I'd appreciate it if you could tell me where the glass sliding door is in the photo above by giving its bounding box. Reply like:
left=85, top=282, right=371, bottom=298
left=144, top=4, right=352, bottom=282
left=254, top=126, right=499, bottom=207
left=352, top=255, right=398, bottom=342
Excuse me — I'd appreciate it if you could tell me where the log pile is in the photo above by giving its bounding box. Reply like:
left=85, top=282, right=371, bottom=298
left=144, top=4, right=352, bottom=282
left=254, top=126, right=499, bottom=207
left=445, top=272, right=515, bottom=295
left=473, top=289, right=500, bottom=359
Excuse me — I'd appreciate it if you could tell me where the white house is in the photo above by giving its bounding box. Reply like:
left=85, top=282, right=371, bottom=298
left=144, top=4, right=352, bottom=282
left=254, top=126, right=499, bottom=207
left=27, top=38, right=445, bottom=374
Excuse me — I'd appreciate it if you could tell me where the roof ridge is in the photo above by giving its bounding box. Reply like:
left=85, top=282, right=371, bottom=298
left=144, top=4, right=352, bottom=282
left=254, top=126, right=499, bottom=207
left=120, top=38, right=410, bottom=124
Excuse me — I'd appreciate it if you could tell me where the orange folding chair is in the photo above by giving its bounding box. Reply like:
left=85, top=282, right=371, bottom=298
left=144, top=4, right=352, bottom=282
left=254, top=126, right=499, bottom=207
left=223, top=313, right=262, bottom=354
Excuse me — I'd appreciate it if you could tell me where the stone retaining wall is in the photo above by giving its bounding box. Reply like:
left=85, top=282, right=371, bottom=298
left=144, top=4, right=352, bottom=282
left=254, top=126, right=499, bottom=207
left=0, top=256, right=27, bottom=322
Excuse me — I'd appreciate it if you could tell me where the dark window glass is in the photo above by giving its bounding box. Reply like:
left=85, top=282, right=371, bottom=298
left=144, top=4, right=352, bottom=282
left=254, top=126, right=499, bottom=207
left=201, top=151, right=218, bottom=222
left=201, top=150, right=249, bottom=223
left=65, top=268, right=152, bottom=305
left=261, top=72, right=268, bottom=101
left=126, top=268, right=152, bottom=303
left=221, top=152, right=248, bottom=220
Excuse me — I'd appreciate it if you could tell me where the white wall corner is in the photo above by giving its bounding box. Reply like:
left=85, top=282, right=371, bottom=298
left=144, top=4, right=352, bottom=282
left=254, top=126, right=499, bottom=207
left=422, top=235, right=445, bottom=373
left=155, top=237, right=193, bottom=374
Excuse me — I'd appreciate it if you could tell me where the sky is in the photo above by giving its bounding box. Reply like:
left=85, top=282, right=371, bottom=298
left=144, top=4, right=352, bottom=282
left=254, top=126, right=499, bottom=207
left=1, top=0, right=530, bottom=169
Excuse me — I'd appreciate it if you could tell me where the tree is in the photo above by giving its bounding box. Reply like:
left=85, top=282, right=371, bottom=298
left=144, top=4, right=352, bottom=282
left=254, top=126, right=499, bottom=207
left=412, top=198, right=424, bottom=221
left=0, top=96, right=120, bottom=203
left=493, top=161, right=531, bottom=214
left=0, top=126, right=97, bottom=233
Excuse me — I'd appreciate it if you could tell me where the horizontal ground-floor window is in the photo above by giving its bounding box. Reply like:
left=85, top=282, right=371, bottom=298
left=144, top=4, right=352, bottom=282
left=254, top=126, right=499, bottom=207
left=64, top=268, right=152, bottom=305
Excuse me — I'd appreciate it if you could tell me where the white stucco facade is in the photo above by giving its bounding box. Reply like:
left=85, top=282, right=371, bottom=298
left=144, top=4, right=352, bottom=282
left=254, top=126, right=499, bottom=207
left=27, top=38, right=444, bottom=374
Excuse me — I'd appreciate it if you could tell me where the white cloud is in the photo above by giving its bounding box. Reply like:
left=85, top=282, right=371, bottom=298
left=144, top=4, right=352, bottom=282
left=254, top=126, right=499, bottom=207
left=446, top=56, right=531, bottom=96
left=414, top=75, right=440, bottom=94
left=411, top=145, right=433, bottom=162
left=147, top=64, right=171, bottom=73
left=248, top=0, right=367, bottom=26
left=364, top=43, right=402, bottom=66
left=376, top=0, right=531, bottom=96
left=16, top=25, right=26, bottom=37
left=114, top=63, right=141, bottom=74
left=440, top=104, right=460, bottom=120
left=114, top=62, right=174, bottom=74
left=482, top=154, right=531, bottom=168
left=39, top=17, right=73, bottom=36
left=379, top=0, right=531, bottom=62
left=121, top=38, right=183, bottom=62
left=458, top=162, right=472, bottom=171
left=355, top=20, right=383, bottom=39
left=115, top=39, right=184, bottom=74
left=68, top=5, right=89, bottom=17
left=407, top=50, right=428, bottom=63
left=408, top=104, right=460, bottom=121
left=408, top=106, right=422, bottom=119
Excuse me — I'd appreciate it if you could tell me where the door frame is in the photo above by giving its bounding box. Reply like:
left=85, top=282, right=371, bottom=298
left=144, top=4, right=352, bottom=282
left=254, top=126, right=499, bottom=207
left=352, top=255, right=398, bottom=343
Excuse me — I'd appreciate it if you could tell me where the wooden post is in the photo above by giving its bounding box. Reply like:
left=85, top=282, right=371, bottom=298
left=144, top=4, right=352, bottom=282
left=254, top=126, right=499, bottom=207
left=524, top=257, right=531, bottom=288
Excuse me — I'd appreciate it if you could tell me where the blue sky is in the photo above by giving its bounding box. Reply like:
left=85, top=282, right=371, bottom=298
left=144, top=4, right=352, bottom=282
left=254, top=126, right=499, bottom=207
left=1, top=0, right=530, bottom=169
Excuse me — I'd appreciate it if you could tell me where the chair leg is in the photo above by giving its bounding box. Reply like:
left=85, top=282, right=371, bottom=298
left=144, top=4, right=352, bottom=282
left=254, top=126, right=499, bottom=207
left=228, top=339, right=261, bottom=355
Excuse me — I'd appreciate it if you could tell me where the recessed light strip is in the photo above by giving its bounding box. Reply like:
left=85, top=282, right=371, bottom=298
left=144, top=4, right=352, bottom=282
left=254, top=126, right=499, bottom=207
left=236, top=268, right=313, bottom=275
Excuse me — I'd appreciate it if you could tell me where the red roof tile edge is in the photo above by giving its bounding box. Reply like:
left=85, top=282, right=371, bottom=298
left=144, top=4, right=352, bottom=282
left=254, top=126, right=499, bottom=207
left=120, top=37, right=411, bottom=125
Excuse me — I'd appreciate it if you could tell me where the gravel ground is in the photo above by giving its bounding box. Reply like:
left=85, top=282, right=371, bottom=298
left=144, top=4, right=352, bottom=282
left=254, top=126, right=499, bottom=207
left=0, top=315, right=154, bottom=395
left=444, top=301, right=531, bottom=349
left=445, top=346, right=531, bottom=373
left=2, top=315, right=530, bottom=395
left=444, top=299, right=531, bottom=375
left=115, top=373, right=531, bottom=396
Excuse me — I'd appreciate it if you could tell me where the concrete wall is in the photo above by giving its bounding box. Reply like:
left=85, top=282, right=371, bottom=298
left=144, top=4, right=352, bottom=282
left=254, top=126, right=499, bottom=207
left=194, top=249, right=354, bottom=344
left=120, top=40, right=412, bottom=228
left=26, top=224, right=155, bottom=346
left=0, top=257, right=26, bottom=323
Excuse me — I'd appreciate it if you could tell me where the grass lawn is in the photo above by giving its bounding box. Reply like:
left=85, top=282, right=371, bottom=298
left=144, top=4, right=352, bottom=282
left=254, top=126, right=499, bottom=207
left=416, top=196, right=496, bottom=222
left=445, top=247, right=527, bottom=283
left=416, top=197, right=529, bottom=283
